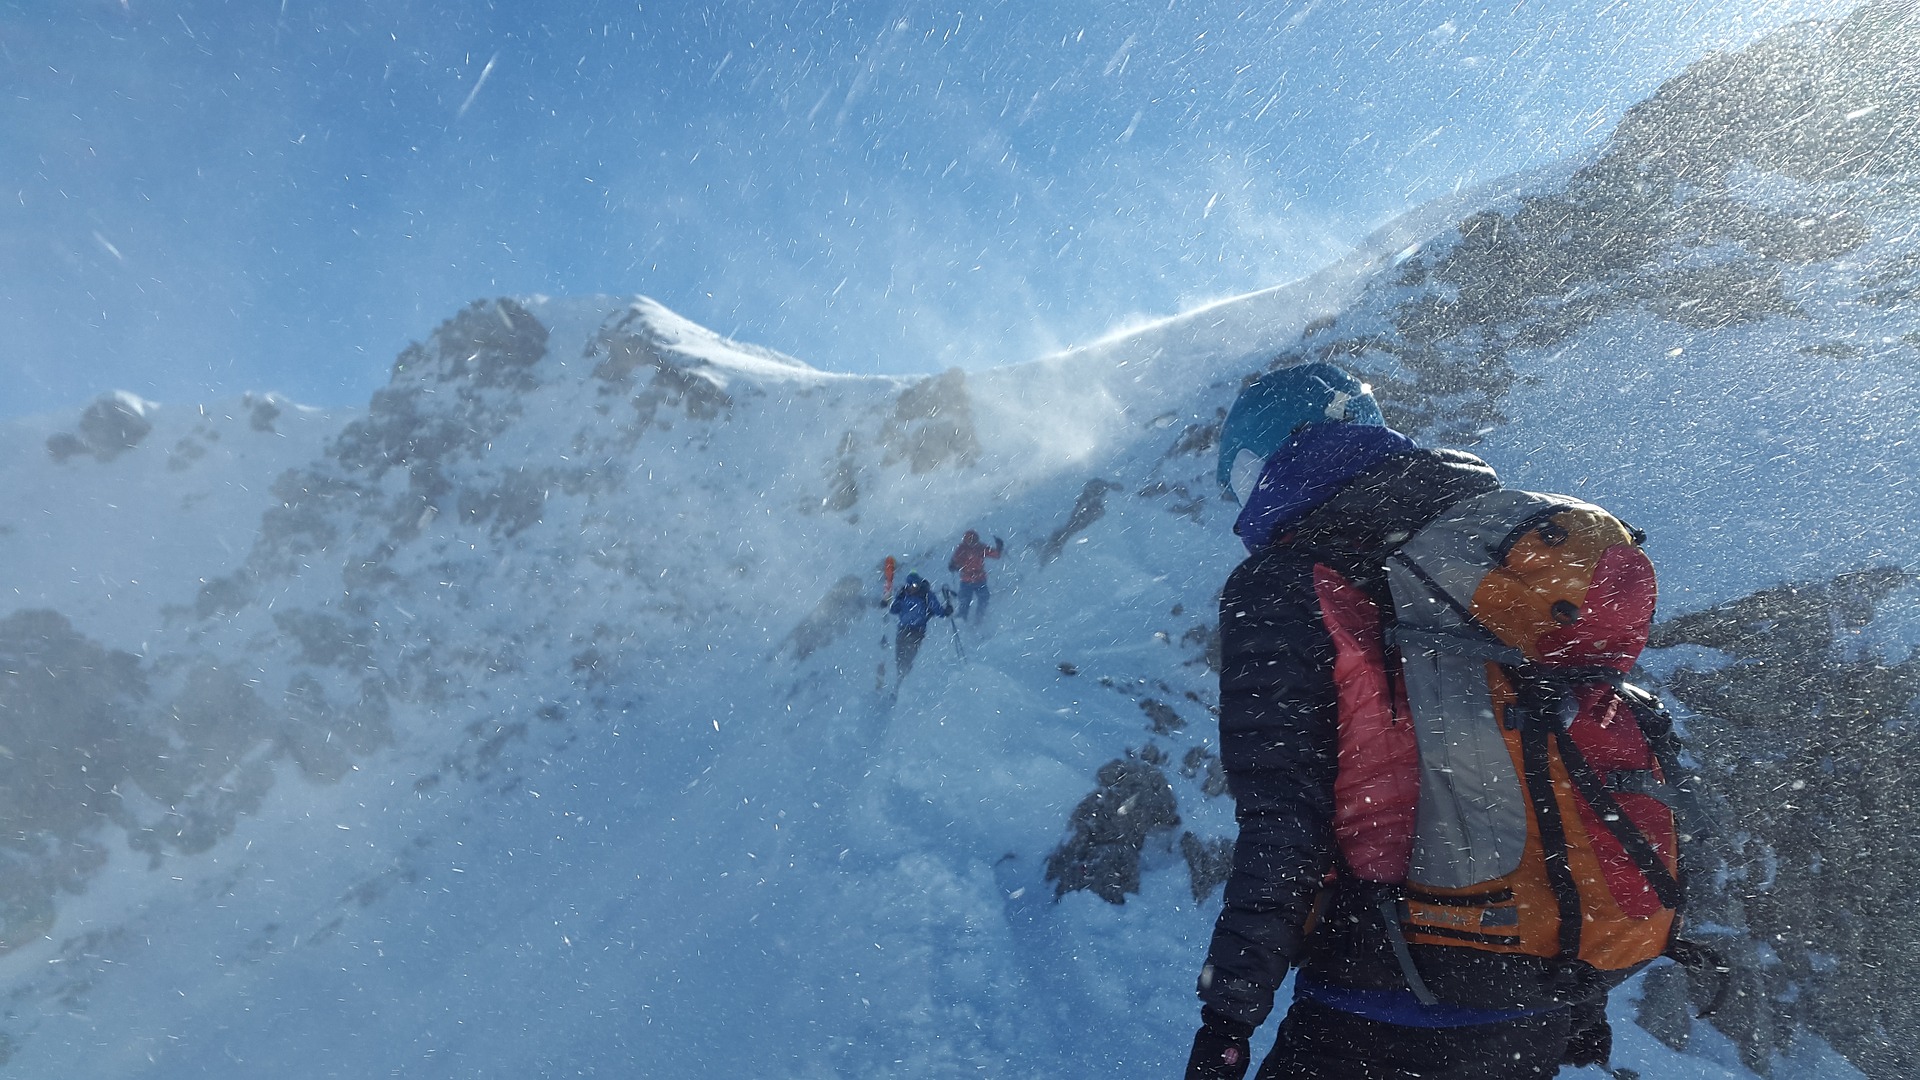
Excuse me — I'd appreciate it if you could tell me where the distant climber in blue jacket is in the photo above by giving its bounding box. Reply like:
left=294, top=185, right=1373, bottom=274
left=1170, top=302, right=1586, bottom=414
left=888, top=573, right=950, bottom=682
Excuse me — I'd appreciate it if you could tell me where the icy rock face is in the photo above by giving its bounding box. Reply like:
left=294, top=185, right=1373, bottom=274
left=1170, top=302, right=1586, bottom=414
left=1264, top=2, right=1915, bottom=446
left=1037, top=478, right=1117, bottom=565
left=781, top=575, right=870, bottom=661
left=328, top=297, right=553, bottom=539
left=878, top=366, right=981, bottom=473
left=1043, top=664, right=1228, bottom=907
left=0, top=611, right=147, bottom=947
left=1607, top=3, right=1920, bottom=187
left=0, top=606, right=392, bottom=952
left=3, top=294, right=811, bottom=966
left=1651, top=568, right=1920, bottom=1080
left=589, top=307, right=735, bottom=430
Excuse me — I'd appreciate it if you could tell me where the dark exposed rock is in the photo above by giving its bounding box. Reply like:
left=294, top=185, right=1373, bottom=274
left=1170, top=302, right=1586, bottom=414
left=458, top=468, right=550, bottom=536
left=1179, top=832, right=1234, bottom=903
left=1140, top=698, right=1184, bottom=734
left=251, top=469, right=358, bottom=578
left=589, top=318, right=674, bottom=387
left=1635, top=963, right=1694, bottom=1052
left=878, top=368, right=981, bottom=473
left=193, top=572, right=256, bottom=621
left=1165, top=416, right=1221, bottom=459
left=821, top=431, right=862, bottom=513
left=0, top=611, right=151, bottom=948
left=271, top=609, right=372, bottom=668
left=1180, top=745, right=1228, bottom=799
left=248, top=395, right=281, bottom=433
left=0, top=604, right=407, bottom=954
left=1639, top=263, right=1798, bottom=330
left=334, top=298, right=550, bottom=486
left=634, top=360, right=732, bottom=429
left=1045, top=751, right=1181, bottom=904
left=388, top=297, right=549, bottom=392
left=46, top=393, right=154, bottom=463
left=1606, top=3, right=1920, bottom=186
left=1180, top=622, right=1222, bottom=674
left=1800, top=341, right=1862, bottom=360
left=45, top=431, right=88, bottom=463
left=587, top=310, right=735, bottom=434
left=278, top=675, right=393, bottom=783
left=166, top=431, right=210, bottom=471
left=1136, top=479, right=1210, bottom=522
left=146, top=664, right=272, bottom=802
left=1651, top=565, right=1920, bottom=1079
left=1038, top=479, right=1117, bottom=565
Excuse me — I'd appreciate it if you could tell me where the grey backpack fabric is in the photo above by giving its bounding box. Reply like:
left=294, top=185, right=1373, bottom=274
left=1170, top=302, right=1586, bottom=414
left=1383, top=488, right=1604, bottom=890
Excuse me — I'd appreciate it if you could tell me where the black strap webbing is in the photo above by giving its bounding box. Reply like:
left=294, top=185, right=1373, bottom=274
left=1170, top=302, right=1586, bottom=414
left=1666, top=938, right=1733, bottom=1018
left=1521, top=724, right=1583, bottom=959
left=1552, top=728, right=1685, bottom=910
left=1385, top=550, right=1477, bottom=625
left=1616, top=682, right=1720, bottom=842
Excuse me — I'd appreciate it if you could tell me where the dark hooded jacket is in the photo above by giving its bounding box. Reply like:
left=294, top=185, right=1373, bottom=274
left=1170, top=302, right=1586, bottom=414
left=1199, top=422, right=1502, bottom=1031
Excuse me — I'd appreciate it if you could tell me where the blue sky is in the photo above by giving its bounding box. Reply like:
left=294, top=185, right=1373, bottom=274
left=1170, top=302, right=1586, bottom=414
left=1, top=0, right=1856, bottom=417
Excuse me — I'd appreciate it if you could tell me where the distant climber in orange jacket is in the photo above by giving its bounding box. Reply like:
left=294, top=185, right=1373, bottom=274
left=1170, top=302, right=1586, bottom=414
left=947, top=529, right=1004, bottom=622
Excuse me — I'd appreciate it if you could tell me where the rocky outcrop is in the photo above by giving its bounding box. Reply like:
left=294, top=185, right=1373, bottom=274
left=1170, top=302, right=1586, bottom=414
left=1046, top=749, right=1181, bottom=904
left=45, top=392, right=154, bottom=463
left=1038, top=479, right=1117, bottom=565
left=1253, top=3, right=1916, bottom=444
left=0, top=610, right=150, bottom=948
left=1651, top=566, right=1920, bottom=1079
left=878, top=367, right=980, bottom=473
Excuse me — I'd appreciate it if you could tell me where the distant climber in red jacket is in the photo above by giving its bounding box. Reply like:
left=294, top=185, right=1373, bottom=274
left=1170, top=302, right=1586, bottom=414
left=947, top=529, right=1004, bottom=622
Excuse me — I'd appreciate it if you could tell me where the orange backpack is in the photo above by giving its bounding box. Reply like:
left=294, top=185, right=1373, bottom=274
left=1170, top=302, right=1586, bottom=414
left=1318, top=488, right=1690, bottom=1008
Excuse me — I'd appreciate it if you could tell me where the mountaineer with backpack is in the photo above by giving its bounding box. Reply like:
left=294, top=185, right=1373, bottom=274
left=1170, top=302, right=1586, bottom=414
left=1183, top=363, right=1694, bottom=1080
left=947, top=529, right=1004, bottom=622
left=888, top=572, right=951, bottom=683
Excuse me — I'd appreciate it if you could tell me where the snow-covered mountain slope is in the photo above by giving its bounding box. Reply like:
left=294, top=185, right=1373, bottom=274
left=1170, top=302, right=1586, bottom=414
left=0, top=391, right=347, bottom=648
left=2, top=5, right=1917, bottom=1079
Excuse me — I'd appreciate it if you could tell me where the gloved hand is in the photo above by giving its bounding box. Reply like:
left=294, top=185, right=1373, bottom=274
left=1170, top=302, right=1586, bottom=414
left=1184, top=1013, right=1254, bottom=1080
left=1562, top=998, right=1612, bottom=1069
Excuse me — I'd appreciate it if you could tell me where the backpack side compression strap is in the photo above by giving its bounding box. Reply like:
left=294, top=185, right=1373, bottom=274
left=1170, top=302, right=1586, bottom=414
left=1550, top=727, right=1685, bottom=910
left=1520, top=723, right=1584, bottom=959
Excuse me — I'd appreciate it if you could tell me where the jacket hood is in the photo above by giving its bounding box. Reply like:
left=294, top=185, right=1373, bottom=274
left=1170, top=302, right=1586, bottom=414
left=1234, top=423, right=1419, bottom=552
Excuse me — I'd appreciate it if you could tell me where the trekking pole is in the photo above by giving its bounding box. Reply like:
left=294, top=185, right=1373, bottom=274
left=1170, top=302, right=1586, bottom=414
left=940, top=586, right=967, bottom=663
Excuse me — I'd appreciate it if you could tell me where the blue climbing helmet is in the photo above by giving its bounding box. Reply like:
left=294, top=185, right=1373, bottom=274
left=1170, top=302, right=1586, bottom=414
left=1216, top=361, right=1386, bottom=504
